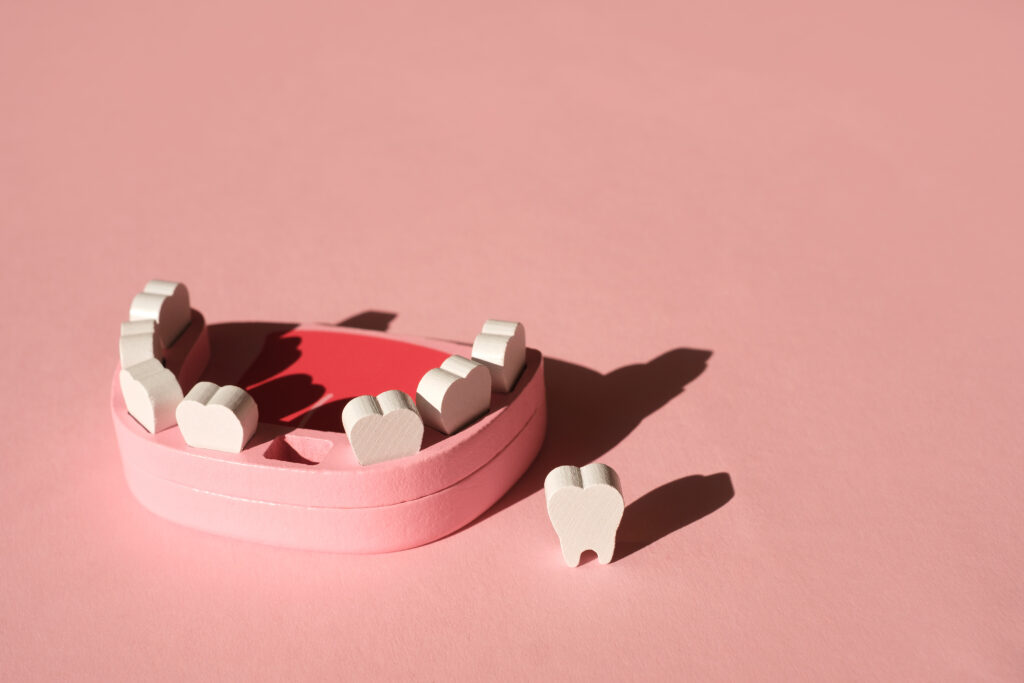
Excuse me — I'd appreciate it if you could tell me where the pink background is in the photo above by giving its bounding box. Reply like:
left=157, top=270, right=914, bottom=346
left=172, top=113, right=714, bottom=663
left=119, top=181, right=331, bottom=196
left=2, top=1, right=1022, bottom=680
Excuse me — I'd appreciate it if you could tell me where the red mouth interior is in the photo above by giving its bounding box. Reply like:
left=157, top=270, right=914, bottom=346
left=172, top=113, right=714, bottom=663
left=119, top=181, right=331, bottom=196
left=201, top=324, right=450, bottom=433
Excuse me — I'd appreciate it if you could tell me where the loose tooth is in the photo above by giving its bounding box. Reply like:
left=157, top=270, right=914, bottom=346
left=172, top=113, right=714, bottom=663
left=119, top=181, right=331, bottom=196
left=544, top=463, right=625, bottom=567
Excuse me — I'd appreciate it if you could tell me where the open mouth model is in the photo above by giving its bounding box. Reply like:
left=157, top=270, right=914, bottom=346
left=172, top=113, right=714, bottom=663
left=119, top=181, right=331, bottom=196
left=111, top=280, right=547, bottom=553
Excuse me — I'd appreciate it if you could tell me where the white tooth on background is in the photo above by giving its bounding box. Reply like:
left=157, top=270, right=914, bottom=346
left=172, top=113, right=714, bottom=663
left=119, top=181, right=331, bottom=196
left=342, top=390, right=423, bottom=466
left=471, top=319, right=526, bottom=393
left=119, top=358, right=184, bottom=434
left=544, top=463, right=625, bottom=567
left=118, top=319, right=164, bottom=368
left=416, top=355, right=491, bottom=435
left=129, top=280, right=191, bottom=347
left=176, top=381, right=258, bottom=453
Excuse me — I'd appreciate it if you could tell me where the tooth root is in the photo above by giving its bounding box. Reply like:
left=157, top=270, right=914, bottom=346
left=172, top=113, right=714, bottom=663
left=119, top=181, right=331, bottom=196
left=129, top=280, right=191, bottom=347
left=342, top=390, right=423, bottom=466
left=415, top=355, right=491, bottom=435
left=471, top=320, right=526, bottom=393
left=544, top=463, right=625, bottom=567
left=561, top=542, right=583, bottom=568
left=119, top=358, right=184, bottom=433
left=175, top=381, right=258, bottom=453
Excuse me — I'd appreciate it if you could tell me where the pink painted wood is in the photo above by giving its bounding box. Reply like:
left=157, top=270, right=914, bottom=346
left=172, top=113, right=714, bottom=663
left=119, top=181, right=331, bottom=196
left=111, top=319, right=547, bottom=553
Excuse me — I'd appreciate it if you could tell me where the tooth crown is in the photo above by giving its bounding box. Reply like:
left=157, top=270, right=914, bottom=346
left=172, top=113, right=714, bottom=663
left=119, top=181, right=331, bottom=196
left=129, top=280, right=191, bottom=347
left=342, top=390, right=424, bottom=466
left=471, top=320, right=526, bottom=393
left=544, top=463, right=624, bottom=567
left=416, top=355, right=491, bottom=435
left=119, top=358, right=185, bottom=434
left=176, top=381, right=259, bottom=453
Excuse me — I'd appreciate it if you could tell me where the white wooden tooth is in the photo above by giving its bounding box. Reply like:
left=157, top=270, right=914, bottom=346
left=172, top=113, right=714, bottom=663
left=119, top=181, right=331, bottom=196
left=120, top=320, right=159, bottom=337
left=415, top=355, right=491, bottom=435
left=118, top=319, right=164, bottom=368
left=544, top=463, right=625, bottom=567
left=129, top=280, right=191, bottom=347
left=175, top=382, right=258, bottom=453
left=341, top=390, right=423, bottom=466
left=480, top=319, right=523, bottom=339
left=471, top=319, right=526, bottom=393
left=119, top=358, right=184, bottom=434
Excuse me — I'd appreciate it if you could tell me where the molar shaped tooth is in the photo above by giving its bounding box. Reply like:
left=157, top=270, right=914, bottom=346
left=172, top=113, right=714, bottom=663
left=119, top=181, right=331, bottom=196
left=544, top=463, right=625, bottom=567
left=341, top=390, right=423, bottom=466
left=471, top=320, right=526, bottom=393
left=118, top=319, right=164, bottom=368
left=119, top=358, right=184, bottom=434
left=416, top=355, right=491, bottom=435
left=176, top=382, right=258, bottom=453
left=129, top=280, right=191, bottom=347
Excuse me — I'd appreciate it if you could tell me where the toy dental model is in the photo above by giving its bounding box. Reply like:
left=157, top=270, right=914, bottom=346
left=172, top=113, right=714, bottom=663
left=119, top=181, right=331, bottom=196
left=111, top=280, right=547, bottom=553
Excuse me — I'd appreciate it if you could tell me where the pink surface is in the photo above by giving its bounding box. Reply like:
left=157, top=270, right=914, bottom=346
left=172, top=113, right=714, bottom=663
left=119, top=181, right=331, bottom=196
left=1, top=1, right=1022, bottom=680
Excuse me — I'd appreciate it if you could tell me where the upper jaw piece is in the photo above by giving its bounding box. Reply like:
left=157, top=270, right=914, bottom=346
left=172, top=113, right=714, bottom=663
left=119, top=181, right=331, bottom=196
left=544, top=463, right=625, bottom=567
left=176, top=382, right=259, bottom=453
left=341, top=390, right=424, bottom=466
left=471, top=320, right=526, bottom=393
left=416, top=355, right=491, bottom=435
left=129, top=280, right=191, bottom=347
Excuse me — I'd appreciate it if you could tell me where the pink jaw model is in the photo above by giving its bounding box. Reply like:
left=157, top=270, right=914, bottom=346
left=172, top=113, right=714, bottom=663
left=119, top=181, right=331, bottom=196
left=111, top=281, right=547, bottom=553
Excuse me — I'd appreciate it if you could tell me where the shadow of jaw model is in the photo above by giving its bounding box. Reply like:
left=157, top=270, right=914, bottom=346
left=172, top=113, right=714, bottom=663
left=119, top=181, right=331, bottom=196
left=479, top=348, right=717, bottom=517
